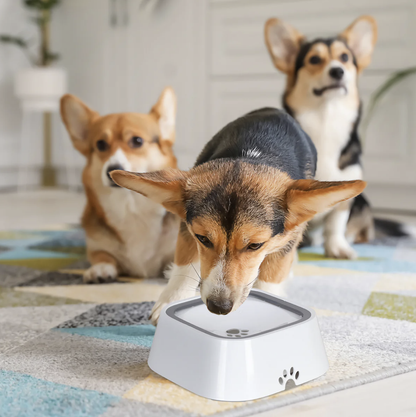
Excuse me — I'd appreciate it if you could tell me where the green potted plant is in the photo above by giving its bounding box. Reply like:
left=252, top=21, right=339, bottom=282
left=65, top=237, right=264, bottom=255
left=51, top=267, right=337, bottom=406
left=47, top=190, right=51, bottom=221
left=363, top=67, right=416, bottom=134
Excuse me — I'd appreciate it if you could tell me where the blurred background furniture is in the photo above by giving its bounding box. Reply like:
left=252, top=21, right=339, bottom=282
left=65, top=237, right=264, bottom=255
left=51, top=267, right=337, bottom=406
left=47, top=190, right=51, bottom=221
left=0, top=0, right=71, bottom=190
left=15, top=67, right=68, bottom=190
left=0, top=0, right=415, bottom=213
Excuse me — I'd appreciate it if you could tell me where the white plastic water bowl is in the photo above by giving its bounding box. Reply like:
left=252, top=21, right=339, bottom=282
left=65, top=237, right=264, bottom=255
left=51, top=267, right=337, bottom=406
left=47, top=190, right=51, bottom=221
left=148, top=289, right=329, bottom=401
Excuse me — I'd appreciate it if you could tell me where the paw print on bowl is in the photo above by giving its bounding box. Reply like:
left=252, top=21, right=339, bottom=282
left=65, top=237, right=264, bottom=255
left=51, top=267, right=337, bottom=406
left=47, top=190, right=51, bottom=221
left=226, top=328, right=249, bottom=338
left=279, top=367, right=299, bottom=389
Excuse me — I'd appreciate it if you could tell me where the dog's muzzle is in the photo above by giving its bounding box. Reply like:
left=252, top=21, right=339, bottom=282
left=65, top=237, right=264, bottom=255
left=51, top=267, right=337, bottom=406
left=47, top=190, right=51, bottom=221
left=206, top=298, right=233, bottom=315
left=313, top=84, right=347, bottom=97
left=107, top=165, right=124, bottom=187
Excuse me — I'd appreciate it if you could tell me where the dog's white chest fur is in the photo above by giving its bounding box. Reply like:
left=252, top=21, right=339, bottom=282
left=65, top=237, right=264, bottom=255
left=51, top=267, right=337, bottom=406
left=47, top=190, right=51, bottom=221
left=296, top=100, right=362, bottom=181
left=91, top=189, right=176, bottom=277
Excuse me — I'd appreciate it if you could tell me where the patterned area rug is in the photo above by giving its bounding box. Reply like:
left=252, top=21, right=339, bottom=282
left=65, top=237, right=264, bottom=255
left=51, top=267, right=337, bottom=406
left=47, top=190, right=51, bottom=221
left=1, top=227, right=416, bottom=417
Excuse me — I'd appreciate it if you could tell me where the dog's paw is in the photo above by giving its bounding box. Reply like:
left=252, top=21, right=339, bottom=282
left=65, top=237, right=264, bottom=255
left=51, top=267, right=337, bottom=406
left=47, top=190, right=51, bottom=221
left=83, top=263, right=118, bottom=284
left=149, top=301, right=168, bottom=326
left=324, top=236, right=357, bottom=260
left=150, top=288, right=196, bottom=325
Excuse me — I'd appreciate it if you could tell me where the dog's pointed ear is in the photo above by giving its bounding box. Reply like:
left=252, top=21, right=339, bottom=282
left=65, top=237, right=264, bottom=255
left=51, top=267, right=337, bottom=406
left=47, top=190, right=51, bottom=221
left=150, top=87, right=177, bottom=145
left=285, top=180, right=366, bottom=229
left=339, top=16, right=377, bottom=72
left=264, top=18, right=304, bottom=74
left=60, top=94, right=99, bottom=156
left=110, top=169, right=187, bottom=218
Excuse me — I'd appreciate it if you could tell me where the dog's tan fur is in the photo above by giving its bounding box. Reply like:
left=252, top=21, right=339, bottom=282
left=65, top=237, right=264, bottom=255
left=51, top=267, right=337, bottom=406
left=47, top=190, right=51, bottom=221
left=60, top=88, right=179, bottom=283
left=112, top=161, right=365, bottom=323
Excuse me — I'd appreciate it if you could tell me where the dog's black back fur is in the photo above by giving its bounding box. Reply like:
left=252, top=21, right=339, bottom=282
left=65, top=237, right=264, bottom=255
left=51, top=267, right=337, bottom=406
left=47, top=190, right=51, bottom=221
left=196, top=108, right=317, bottom=180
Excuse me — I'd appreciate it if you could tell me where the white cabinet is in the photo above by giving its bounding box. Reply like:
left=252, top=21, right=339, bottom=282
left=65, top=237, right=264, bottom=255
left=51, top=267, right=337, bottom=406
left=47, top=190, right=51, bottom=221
left=124, top=0, right=208, bottom=170
left=53, top=0, right=113, bottom=114
left=209, top=77, right=283, bottom=137
left=51, top=0, right=114, bottom=182
left=210, top=0, right=415, bottom=76
left=53, top=0, right=207, bottom=176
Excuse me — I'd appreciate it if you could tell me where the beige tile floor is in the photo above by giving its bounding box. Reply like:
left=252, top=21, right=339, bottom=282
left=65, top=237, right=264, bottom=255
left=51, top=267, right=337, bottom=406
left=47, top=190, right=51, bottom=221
left=0, top=189, right=86, bottom=230
left=0, top=189, right=416, bottom=417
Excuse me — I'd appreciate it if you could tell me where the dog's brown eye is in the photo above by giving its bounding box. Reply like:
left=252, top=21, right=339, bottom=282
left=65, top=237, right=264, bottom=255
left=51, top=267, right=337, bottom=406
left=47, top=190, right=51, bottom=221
left=96, top=140, right=109, bottom=152
left=309, top=55, right=321, bottom=65
left=195, top=234, right=212, bottom=248
left=247, top=242, right=264, bottom=251
left=129, top=136, right=144, bottom=148
left=340, top=53, right=349, bottom=63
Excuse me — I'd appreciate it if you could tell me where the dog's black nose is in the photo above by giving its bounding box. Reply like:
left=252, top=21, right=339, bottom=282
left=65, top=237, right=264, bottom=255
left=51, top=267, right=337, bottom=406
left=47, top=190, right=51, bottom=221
left=107, top=165, right=124, bottom=184
left=206, top=298, right=233, bottom=315
left=329, top=67, right=344, bottom=80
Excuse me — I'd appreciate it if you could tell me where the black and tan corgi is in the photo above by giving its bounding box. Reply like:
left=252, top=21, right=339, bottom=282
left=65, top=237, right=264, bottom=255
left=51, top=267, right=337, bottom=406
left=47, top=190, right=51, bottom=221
left=265, top=16, right=377, bottom=259
left=112, top=108, right=365, bottom=323
left=60, top=87, right=179, bottom=283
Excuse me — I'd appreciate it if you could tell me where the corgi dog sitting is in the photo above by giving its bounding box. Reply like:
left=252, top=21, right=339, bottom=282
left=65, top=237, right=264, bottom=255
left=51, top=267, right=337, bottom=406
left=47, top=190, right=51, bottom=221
left=112, top=108, right=365, bottom=323
left=265, top=16, right=377, bottom=259
left=60, top=87, right=179, bottom=283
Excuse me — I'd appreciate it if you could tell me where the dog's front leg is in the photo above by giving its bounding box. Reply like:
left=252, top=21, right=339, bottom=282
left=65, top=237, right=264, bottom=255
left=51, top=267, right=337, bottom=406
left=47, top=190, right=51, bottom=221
left=150, top=225, right=199, bottom=325
left=84, top=250, right=120, bottom=284
left=324, top=201, right=357, bottom=259
left=254, top=248, right=296, bottom=297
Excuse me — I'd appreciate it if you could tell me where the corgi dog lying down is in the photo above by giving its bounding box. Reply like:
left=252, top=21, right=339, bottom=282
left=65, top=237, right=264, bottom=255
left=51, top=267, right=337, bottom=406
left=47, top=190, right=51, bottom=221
left=112, top=108, right=365, bottom=323
left=60, top=87, right=179, bottom=283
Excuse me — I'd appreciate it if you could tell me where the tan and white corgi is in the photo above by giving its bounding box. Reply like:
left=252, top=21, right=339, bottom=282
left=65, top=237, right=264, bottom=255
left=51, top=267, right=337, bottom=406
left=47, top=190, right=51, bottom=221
left=60, top=87, right=179, bottom=283
left=264, top=16, right=377, bottom=259
left=112, top=108, right=365, bottom=324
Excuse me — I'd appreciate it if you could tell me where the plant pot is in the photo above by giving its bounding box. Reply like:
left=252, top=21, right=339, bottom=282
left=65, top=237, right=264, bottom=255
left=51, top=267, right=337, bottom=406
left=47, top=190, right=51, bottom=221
left=14, top=67, right=67, bottom=112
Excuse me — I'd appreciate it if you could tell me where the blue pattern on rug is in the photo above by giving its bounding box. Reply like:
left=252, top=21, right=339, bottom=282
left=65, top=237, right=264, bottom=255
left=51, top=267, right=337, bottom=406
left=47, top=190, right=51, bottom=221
left=0, top=249, right=77, bottom=260
left=0, top=370, right=119, bottom=417
left=300, top=244, right=396, bottom=258
left=56, top=324, right=156, bottom=348
left=300, top=244, right=416, bottom=273
left=0, top=239, right=53, bottom=249
left=302, top=259, right=416, bottom=273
